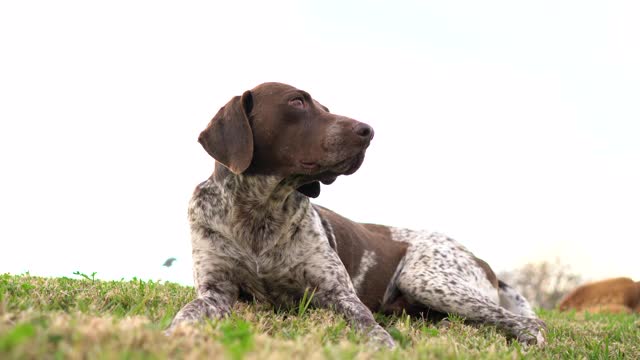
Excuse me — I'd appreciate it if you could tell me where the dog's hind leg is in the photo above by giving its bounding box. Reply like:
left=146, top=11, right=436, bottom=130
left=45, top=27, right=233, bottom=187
left=497, top=280, right=537, bottom=318
left=391, top=233, right=546, bottom=345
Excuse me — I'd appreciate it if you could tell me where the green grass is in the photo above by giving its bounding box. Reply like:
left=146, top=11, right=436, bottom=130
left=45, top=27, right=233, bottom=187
left=1, top=274, right=639, bottom=359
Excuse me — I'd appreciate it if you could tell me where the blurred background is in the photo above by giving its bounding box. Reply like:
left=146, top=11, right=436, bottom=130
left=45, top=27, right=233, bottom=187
left=1, top=1, right=638, bottom=291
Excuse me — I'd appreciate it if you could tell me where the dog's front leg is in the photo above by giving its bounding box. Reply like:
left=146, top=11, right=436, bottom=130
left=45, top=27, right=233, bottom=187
left=303, top=251, right=396, bottom=348
left=166, top=227, right=239, bottom=334
left=165, top=280, right=238, bottom=334
left=318, top=292, right=395, bottom=348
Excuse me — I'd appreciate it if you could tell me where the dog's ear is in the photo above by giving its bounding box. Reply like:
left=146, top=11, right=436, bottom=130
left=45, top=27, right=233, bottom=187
left=198, top=91, right=254, bottom=174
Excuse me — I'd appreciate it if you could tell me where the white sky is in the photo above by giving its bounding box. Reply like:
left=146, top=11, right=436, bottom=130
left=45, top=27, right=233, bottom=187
left=1, top=1, right=639, bottom=285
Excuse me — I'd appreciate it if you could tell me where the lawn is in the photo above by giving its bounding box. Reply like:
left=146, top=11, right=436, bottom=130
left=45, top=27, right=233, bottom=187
left=1, top=273, right=638, bottom=359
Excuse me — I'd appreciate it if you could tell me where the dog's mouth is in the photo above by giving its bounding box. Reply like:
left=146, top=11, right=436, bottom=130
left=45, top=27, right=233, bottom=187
left=295, top=152, right=366, bottom=198
left=337, top=152, right=366, bottom=175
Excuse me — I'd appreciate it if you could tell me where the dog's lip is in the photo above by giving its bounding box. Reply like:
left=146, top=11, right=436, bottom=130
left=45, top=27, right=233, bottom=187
left=340, top=152, right=365, bottom=175
left=346, top=158, right=362, bottom=174
left=320, top=176, right=337, bottom=185
left=300, top=161, right=318, bottom=170
left=317, top=152, right=365, bottom=177
left=298, top=151, right=366, bottom=181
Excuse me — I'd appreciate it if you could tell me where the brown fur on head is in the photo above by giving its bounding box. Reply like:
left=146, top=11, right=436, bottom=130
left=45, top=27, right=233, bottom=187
left=198, top=82, right=375, bottom=198
left=557, top=277, right=640, bottom=314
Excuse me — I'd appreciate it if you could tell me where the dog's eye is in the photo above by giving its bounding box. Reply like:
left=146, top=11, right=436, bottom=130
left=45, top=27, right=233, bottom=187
left=289, top=97, right=304, bottom=108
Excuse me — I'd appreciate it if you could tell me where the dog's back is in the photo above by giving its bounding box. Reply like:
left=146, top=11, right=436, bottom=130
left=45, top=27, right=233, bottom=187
left=558, top=277, right=640, bottom=313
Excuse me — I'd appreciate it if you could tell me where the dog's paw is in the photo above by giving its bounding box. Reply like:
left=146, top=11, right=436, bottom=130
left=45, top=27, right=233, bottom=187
left=515, top=318, right=547, bottom=346
left=367, top=325, right=396, bottom=348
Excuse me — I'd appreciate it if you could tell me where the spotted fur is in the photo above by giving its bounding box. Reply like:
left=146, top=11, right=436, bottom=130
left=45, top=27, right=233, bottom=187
left=167, top=173, right=394, bottom=347
left=168, top=82, right=546, bottom=347
left=385, top=229, right=545, bottom=345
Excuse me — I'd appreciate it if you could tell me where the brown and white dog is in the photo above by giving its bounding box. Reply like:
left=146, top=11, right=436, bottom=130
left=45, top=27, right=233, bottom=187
left=558, top=277, right=640, bottom=314
left=167, top=82, right=546, bottom=347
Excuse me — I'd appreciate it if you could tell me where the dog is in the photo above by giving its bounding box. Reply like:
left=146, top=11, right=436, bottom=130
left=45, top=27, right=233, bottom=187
left=167, top=82, right=546, bottom=347
left=558, top=277, right=640, bottom=314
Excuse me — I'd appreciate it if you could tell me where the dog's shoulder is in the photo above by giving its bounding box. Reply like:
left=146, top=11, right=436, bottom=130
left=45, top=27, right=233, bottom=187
left=187, top=176, right=241, bottom=243
left=312, top=204, right=338, bottom=251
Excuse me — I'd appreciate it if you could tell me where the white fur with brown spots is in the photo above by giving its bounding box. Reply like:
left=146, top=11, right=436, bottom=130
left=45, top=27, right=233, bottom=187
left=167, top=82, right=546, bottom=347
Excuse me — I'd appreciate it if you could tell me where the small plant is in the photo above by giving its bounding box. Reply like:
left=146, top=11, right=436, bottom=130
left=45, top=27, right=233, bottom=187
left=218, top=318, right=254, bottom=360
left=297, top=287, right=315, bottom=317
left=420, top=325, right=439, bottom=337
left=388, top=327, right=411, bottom=348
left=72, top=271, right=97, bottom=282
left=0, top=323, right=35, bottom=352
left=322, top=320, right=347, bottom=344
left=446, top=313, right=466, bottom=324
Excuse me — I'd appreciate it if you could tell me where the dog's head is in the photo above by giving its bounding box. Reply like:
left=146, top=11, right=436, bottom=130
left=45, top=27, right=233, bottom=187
left=198, top=82, right=374, bottom=198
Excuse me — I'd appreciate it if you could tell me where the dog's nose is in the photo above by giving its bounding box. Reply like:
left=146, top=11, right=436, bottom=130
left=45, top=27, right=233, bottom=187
left=354, top=123, right=374, bottom=140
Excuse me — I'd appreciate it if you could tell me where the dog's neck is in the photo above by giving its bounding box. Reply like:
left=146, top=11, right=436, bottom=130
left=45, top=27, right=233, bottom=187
left=213, top=163, right=306, bottom=209
left=210, top=163, right=310, bottom=253
left=210, top=164, right=311, bottom=254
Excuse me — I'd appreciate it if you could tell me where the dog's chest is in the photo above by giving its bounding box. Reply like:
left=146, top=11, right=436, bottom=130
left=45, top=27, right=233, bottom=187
left=225, top=230, right=317, bottom=306
left=237, top=249, right=304, bottom=305
left=205, top=204, right=324, bottom=306
left=191, top=179, right=333, bottom=307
